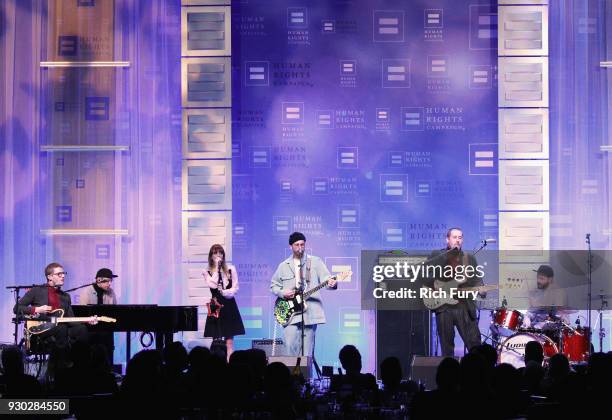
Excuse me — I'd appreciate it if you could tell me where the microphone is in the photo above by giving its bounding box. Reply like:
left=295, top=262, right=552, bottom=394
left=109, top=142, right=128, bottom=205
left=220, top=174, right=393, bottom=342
left=482, top=238, right=497, bottom=245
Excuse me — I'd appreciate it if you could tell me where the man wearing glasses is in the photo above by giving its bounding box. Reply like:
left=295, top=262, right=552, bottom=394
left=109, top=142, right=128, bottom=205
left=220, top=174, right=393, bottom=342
left=14, top=262, right=87, bottom=348
left=79, top=268, right=118, bottom=305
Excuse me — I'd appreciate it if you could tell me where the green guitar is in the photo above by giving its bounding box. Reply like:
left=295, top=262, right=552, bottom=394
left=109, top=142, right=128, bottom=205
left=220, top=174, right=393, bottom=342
left=274, top=271, right=352, bottom=327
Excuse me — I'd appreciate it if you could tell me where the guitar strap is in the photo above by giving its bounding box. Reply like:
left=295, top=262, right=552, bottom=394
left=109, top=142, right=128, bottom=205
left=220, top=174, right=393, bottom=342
left=305, top=258, right=311, bottom=286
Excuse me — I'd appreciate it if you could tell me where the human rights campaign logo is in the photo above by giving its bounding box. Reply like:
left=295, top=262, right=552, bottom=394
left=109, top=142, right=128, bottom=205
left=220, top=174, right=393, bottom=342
left=373, top=10, right=404, bottom=42
left=58, top=36, right=78, bottom=56
left=245, top=62, right=269, bottom=86
left=469, top=5, right=497, bottom=50
left=382, top=59, right=410, bottom=88
left=282, top=102, right=304, bottom=124
left=380, top=174, right=408, bottom=202
left=288, top=8, right=308, bottom=29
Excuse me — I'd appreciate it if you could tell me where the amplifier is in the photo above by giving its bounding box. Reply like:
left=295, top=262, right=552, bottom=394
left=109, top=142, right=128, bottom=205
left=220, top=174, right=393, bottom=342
left=251, top=338, right=286, bottom=356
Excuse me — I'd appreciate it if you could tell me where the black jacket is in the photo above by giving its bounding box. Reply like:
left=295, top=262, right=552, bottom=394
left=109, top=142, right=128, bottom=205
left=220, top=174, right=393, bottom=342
left=423, top=248, right=482, bottom=316
left=13, top=285, right=74, bottom=318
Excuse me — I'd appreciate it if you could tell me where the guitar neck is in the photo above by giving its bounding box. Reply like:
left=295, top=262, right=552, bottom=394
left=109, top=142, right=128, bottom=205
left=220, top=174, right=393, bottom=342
left=302, top=279, right=329, bottom=299
left=56, top=317, right=94, bottom=323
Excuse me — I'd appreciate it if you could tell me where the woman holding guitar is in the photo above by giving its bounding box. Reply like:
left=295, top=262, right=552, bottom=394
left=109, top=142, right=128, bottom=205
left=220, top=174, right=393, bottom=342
left=202, top=244, right=245, bottom=358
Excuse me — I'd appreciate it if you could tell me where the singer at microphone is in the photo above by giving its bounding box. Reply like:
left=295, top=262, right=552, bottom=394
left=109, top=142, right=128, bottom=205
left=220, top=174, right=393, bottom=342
left=422, top=227, right=484, bottom=357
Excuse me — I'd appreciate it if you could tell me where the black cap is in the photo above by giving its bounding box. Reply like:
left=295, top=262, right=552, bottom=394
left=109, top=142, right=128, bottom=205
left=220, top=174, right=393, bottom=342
left=96, top=268, right=118, bottom=279
left=289, top=232, right=306, bottom=245
left=534, top=265, right=554, bottom=278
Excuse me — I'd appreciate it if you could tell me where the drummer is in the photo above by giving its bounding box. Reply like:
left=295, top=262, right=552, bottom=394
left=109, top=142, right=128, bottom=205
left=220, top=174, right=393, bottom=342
left=526, top=265, right=569, bottom=329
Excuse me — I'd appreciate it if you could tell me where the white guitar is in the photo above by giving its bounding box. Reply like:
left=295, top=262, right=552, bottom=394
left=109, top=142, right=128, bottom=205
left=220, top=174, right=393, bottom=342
left=422, top=279, right=498, bottom=310
left=26, top=308, right=116, bottom=335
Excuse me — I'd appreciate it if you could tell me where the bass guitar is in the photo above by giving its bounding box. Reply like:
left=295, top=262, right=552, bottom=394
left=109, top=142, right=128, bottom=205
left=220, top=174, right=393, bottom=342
left=422, top=279, right=498, bottom=310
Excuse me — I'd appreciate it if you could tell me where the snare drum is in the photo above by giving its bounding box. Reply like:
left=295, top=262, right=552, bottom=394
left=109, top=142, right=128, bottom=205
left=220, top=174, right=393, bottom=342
left=498, top=332, right=558, bottom=369
left=493, top=308, right=524, bottom=332
left=561, top=327, right=590, bottom=363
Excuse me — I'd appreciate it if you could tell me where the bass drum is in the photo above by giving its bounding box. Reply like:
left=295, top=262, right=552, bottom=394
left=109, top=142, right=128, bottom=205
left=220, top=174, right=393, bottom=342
left=498, top=332, right=558, bottom=369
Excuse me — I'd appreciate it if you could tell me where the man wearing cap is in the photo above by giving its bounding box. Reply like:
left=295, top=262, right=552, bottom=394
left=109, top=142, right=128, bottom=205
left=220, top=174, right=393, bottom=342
left=270, top=232, right=337, bottom=356
left=79, top=268, right=118, bottom=362
left=527, top=265, right=568, bottom=327
left=79, top=268, right=118, bottom=305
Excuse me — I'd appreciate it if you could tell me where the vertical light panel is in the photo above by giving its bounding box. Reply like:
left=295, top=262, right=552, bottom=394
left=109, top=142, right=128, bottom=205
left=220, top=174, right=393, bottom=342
left=182, top=6, right=231, bottom=56
left=498, top=1, right=549, bottom=289
left=181, top=0, right=232, bottom=343
left=499, top=108, right=549, bottom=159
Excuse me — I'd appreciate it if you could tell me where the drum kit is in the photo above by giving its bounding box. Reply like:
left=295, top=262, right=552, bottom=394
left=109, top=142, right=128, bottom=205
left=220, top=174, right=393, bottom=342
left=491, top=307, right=591, bottom=369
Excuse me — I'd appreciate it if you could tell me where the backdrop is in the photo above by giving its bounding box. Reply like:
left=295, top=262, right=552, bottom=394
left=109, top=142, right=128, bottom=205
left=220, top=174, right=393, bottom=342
left=1, top=0, right=610, bottom=372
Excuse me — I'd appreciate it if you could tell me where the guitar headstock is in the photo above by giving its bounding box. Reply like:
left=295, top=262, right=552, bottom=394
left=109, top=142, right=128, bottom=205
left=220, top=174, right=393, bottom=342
left=333, top=271, right=353, bottom=282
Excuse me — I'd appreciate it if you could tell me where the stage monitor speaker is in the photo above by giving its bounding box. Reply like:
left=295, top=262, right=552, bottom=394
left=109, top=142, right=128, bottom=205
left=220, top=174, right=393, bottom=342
left=268, top=355, right=312, bottom=379
left=410, top=356, right=458, bottom=390
left=376, top=310, right=430, bottom=378
left=251, top=339, right=285, bottom=356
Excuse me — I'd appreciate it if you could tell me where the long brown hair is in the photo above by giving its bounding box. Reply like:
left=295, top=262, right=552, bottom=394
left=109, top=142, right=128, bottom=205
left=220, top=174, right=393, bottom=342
left=208, top=244, right=229, bottom=276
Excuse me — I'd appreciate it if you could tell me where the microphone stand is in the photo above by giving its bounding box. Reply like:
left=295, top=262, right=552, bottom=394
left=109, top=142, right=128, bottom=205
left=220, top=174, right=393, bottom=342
left=6, top=284, right=43, bottom=346
left=586, top=234, right=592, bottom=351
left=64, top=282, right=96, bottom=293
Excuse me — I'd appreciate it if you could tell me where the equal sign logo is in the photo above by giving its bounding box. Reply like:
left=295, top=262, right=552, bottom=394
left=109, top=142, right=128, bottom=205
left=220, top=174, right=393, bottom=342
left=232, top=142, right=241, bottom=158
left=470, top=5, right=497, bottom=49
left=55, top=206, right=72, bottom=223
left=376, top=108, right=390, bottom=122
left=338, top=206, right=359, bottom=228
left=322, top=19, right=335, bottom=33
left=469, top=144, right=497, bottom=175
left=234, top=224, right=246, bottom=236
left=480, top=211, right=498, bottom=231
left=245, top=62, right=269, bottom=86
left=428, top=56, right=448, bottom=77
left=382, top=59, right=410, bottom=88
left=58, top=36, right=78, bottom=56
left=342, top=312, right=361, bottom=329
left=316, top=110, right=334, bottom=129
left=424, top=9, right=443, bottom=28
left=250, top=147, right=271, bottom=168
left=389, top=152, right=403, bottom=167
left=337, top=147, right=358, bottom=168
left=85, top=97, right=110, bottom=120
left=470, top=65, right=491, bottom=89
left=241, top=306, right=263, bottom=329
left=381, top=174, right=408, bottom=202
left=282, top=102, right=304, bottom=124
left=340, top=60, right=356, bottom=75
left=287, top=7, right=308, bottom=29
left=280, top=181, right=292, bottom=193
left=401, top=107, right=424, bottom=131
left=274, top=217, right=292, bottom=234
left=581, top=179, right=598, bottom=195
left=75, top=179, right=85, bottom=189
left=95, top=244, right=110, bottom=259
left=383, top=223, right=405, bottom=245
left=312, top=178, right=329, bottom=195
left=373, top=10, right=404, bottom=42
left=416, top=180, right=431, bottom=197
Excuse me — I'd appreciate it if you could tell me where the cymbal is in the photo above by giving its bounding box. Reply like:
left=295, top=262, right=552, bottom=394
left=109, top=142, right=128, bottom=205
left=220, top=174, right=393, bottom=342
left=529, top=306, right=578, bottom=314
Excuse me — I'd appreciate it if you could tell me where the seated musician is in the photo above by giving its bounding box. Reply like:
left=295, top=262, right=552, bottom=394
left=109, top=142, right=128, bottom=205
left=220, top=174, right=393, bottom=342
left=14, top=262, right=88, bottom=349
left=526, top=265, right=569, bottom=329
left=78, top=268, right=118, bottom=362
